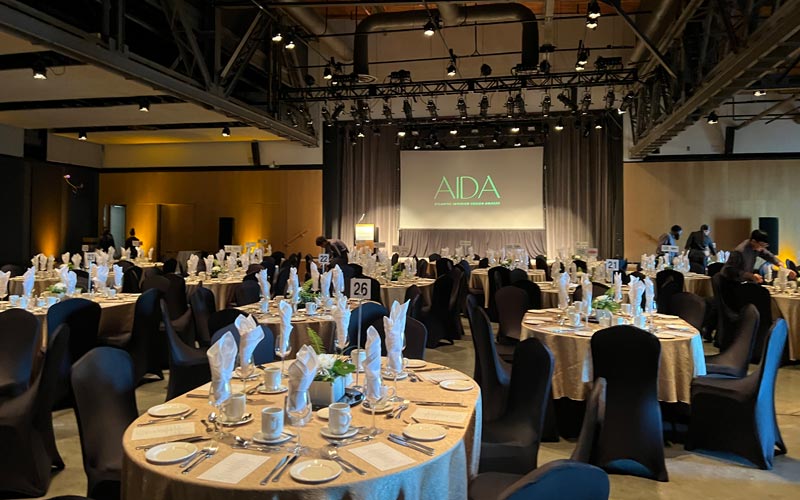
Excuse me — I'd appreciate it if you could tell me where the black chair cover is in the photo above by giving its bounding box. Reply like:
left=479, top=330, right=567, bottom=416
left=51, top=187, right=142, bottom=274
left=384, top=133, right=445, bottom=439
left=509, top=268, right=528, bottom=284
left=731, top=283, right=773, bottom=363
left=711, top=273, right=740, bottom=350
left=480, top=337, right=554, bottom=474
left=235, top=280, right=261, bottom=306
left=535, top=255, right=551, bottom=281
left=210, top=324, right=275, bottom=365
left=341, top=265, right=356, bottom=297
left=706, top=262, right=724, bottom=277
left=0, top=309, right=40, bottom=399
left=416, top=259, right=429, bottom=278
left=164, top=273, right=193, bottom=341
left=142, top=274, right=170, bottom=294
left=585, top=326, right=668, bottom=481
left=273, top=266, right=291, bottom=297
left=345, top=302, right=389, bottom=349
left=208, top=308, right=244, bottom=340
left=122, top=265, right=143, bottom=293
left=786, top=259, right=799, bottom=274
left=487, top=266, right=512, bottom=322
left=572, top=282, right=610, bottom=304
left=468, top=459, right=610, bottom=500
left=687, top=320, right=788, bottom=469
left=0, top=263, right=25, bottom=277
left=466, top=295, right=510, bottom=422
left=161, top=299, right=211, bottom=400
left=190, top=285, right=217, bottom=348
left=512, top=280, right=542, bottom=310
left=705, top=304, right=758, bottom=378
left=495, top=286, right=528, bottom=347
left=436, top=257, right=454, bottom=278
left=668, top=292, right=706, bottom=331
left=368, top=316, right=428, bottom=359
left=35, top=324, right=69, bottom=472
left=126, top=289, right=162, bottom=383
left=656, top=269, right=684, bottom=314
left=573, top=259, right=588, bottom=273
left=478, top=258, right=489, bottom=269
left=71, top=347, right=138, bottom=500
left=162, top=258, right=178, bottom=274
left=421, top=273, right=456, bottom=348
left=448, top=266, right=467, bottom=338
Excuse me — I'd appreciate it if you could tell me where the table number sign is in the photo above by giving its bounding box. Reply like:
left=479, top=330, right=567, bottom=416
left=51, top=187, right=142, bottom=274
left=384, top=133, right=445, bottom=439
left=318, top=253, right=330, bottom=265
left=605, top=259, right=619, bottom=271
left=351, top=278, right=371, bottom=300
left=661, top=245, right=679, bottom=254
left=81, top=244, right=89, bottom=252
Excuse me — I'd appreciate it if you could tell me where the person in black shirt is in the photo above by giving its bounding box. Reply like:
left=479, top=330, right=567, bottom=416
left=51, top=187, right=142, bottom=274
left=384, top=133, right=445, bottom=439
left=98, top=228, right=115, bottom=252
left=315, top=236, right=349, bottom=261
left=124, top=228, right=141, bottom=258
left=685, top=224, right=716, bottom=272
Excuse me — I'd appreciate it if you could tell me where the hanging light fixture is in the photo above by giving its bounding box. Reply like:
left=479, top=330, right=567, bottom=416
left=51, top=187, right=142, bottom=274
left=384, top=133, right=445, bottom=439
left=221, top=126, right=231, bottom=137
left=32, top=62, right=47, bottom=80
left=514, top=93, right=526, bottom=115
left=78, top=130, right=87, bottom=140
left=397, top=128, right=407, bottom=137
left=423, top=20, right=436, bottom=37
left=554, top=118, right=565, bottom=131
left=449, top=126, right=458, bottom=135
left=575, top=40, right=589, bottom=71
left=138, top=99, right=150, bottom=112
left=323, top=67, right=332, bottom=80
left=510, top=125, right=520, bottom=133
left=541, top=94, right=551, bottom=117
left=271, top=29, right=283, bottom=43
left=505, top=95, right=515, bottom=118
left=426, top=100, right=438, bottom=121
left=383, top=101, right=393, bottom=123
left=514, top=137, right=522, bottom=147
left=403, top=99, right=413, bottom=120
left=753, top=89, right=767, bottom=97
left=707, top=112, right=719, bottom=124
left=459, top=139, right=467, bottom=149
left=587, top=0, right=601, bottom=19
left=586, top=15, right=598, bottom=30
left=457, top=96, right=468, bottom=119
left=594, top=119, right=603, bottom=130
left=479, top=95, right=490, bottom=118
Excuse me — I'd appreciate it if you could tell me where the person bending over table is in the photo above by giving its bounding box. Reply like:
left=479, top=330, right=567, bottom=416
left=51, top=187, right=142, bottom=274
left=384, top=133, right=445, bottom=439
left=721, top=229, right=796, bottom=283
left=656, top=225, right=683, bottom=262
left=686, top=224, right=716, bottom=272
left=316, top=235, right=349, bottom=262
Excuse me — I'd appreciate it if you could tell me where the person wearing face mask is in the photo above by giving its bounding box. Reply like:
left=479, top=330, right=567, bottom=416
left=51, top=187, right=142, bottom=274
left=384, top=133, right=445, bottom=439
left=655, top=225, right=683, bottom=262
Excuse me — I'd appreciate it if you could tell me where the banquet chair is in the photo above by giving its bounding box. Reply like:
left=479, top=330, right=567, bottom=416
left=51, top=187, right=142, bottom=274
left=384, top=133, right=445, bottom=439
left=162, top=258, right=178, bottom=274
left=367, top=276, right=383, bottom=306
left=535, top=255, right=551, bottom=281
left=122, top=265, right=143, bottom=293
left=141, top=274, right=169, bottom=294
left=509, top=268, right=528, bottom=284
left=346, top=302, right=389, bottom=350
left=705, top=304, right=758, bottom=378
left=466, top=295, right=511, bottom=422
left=349, top=263, right=364, bottom=277
left=478, top=257, right=489, bottom=269
left=448, top=266, right=467, bottom=338
left=656, top=269, right=684, bottom=313
left=47, top=298, right=101, bottom=407
left=0, top=310, right=52, bottom=497
left=74, top=269, right=90, bottom=291
left=668, top=292, right=706, bottom=331
left=416, top=259, right=429, bottom=278
left=711, top=273, right=740, bottom=349
left=479, top=337, right=554, bottom=474
left=421, top=273, right=456, bottom=348
left=583, top=326, right=668, bottom=481
left=246, top=263, right=263, bottom=275
left=161, top=299, right=211, bottom=400
left=72, top=347, right=138, bottom=500
left=116, top=260, right=134, bottom=273
left=391, top=253, right=399, bottom=266
left=273, top=265, right=291, bottom=296
left=732, top=283, right=773, bottom=363
left=457, top=259, right=473, bottom=285
left=573, top=259, right=588, bottom=273
left=34, top=324, right=70, bottom=472
left=208, top=308, right=244, bottom=341
left=272, top=251, right=285, bottom=268
left=235, top=280, right=261, bottom=306
left=117, top=289, right=163, bottom=384
left=428, top=253, right=441, bottom=261
left=368, top=316, right=428, bottom=359
left=572, top=282, right=610, bottom=304
left=468, top=459, right=610, bottom=500
left=786, top=259, right=798, bottom=274
left=706, top=262, right=724, bottom=277
left=0, top=263, right=24, bottom=277
left=436, top=257, right=454, bottom=278
left=190, top=285, right=217, bottom=348
left=341, top=264, right=356, bottom=296
left=261, top=256, right=276, bottom=283
left=495, top=286, right=529, bottom=360
left=164, top=273, right=193, bottom=342
left=488, top=266, right=512, bottom=322
left=210, top=324, right=275, bottom=365
left=511, top=280, right=542, bottom=310
left=687, top=320, right=788, bottom=469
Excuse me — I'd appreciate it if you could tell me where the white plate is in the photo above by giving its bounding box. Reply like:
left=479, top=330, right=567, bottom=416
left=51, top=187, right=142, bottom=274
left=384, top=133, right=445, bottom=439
left=147, top=403, right=191, bottom=418
left=406, top=359, right=427, bottom=369
left=381, top=370, right=408, bottom=380
left=655, top=333, right=676, bottom=340
left=258, top=385, right=288, bottom=395
left=527, top=309, right=548, bottom=314
left=320, top=426, right=358, bottom=439
left=361, top=401, right=394, bottom=413
left=439, top=379, right=474, bottom=391
left=290, top=459, right=342, bottom=484
left=523, top=319, right=545, bottom=325
left=252, top=431, right=294, bottom=445
left=218, top=414, right=254, bottom=427
left=145, top=442, right=197, bottom=465
left=573, top=331, right=594, bottom=337
left=665, top=323, right=692, bottom=331
left=316, top=407, right=330, bottom=420
left=656, top=314, right=680, bottom=319
left=234, top=367, right=261, bottom=380
left=403, top=423, right=446, bottom=442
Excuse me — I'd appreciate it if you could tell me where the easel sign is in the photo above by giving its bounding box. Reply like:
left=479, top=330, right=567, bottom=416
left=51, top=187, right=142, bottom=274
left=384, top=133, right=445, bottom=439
left=351, top=278, right=371, bottom=300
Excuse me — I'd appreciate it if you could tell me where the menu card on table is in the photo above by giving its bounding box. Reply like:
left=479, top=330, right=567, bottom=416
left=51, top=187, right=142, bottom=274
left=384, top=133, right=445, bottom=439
left=198, top=453, right=269, bottom=484
left=349, top=442, right=415, bottom=471
left=419, top=371, right=471, bottom=383
left=131, top=422, right=196, bottom=441
left=412, top=408, right=468, bottom=425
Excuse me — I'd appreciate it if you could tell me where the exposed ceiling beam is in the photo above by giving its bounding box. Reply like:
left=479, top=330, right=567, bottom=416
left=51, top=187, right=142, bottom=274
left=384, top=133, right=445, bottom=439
left=0, top=0, right=317, bottom=145
left=52, top=121, right=248, bottom=133
left=0, top=50, right=84, bottom=71
left=601, top=0, right=676, bottom=78
left=0, top=95, right=183, bottom=111
left=629, top=0, right=800, bottom=158
left=637, top=0, right=704, bottom=77
left=734, top=93, right=797, bottom=129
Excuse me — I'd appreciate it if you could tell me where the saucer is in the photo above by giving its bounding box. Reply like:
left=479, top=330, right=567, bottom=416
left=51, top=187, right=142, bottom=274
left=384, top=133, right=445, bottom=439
left=381, top=370, right=408, bottom=380
left=316, top=407, right=329, bottom=420
left=361, top=401, right=394, bottom=413
left=252, top=431, right=294, bottom=445
left=258, top=385, right=288, bottom=395
left=320, top=426, right=358, bottom=439
left=218, top=413, right=254, bottom=426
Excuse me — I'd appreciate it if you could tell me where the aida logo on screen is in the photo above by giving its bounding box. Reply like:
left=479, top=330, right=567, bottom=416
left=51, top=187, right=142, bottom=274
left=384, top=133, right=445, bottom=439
left=434, top=175, right=501, bottom=206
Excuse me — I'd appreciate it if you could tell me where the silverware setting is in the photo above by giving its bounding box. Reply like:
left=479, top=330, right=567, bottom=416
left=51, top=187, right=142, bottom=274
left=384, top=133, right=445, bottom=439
left=409, top=401, right=467, bottom=407
left=135, top=435, right=209, bottom=450
left=409, top=416, right=464, bottom=429
left=324, top=435, right=374, bottom=447
left=260, top=455, right=289, bottom=485
left=272, top=454, right=299, bottom=482
left=387, top=434, right=435, bottom=456
left=181, top=444, right=219, bottom=473
left=327, top=447, right=367, bottom=475
left=137, top=408, right=197, bottom=426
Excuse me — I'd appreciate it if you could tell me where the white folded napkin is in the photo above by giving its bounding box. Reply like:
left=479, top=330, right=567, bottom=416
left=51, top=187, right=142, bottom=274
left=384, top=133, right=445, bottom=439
left=207, top=331, right=238, bottom=405
left=204, top=256, right=215, bottom=274
left=59, top=265, right=70, bottom=284
left=310, top=262, right=320, bottom=291
left=363, top=326, right=383, bottom=401
left=628, top=277, right=645, bottom=315
left=441, top=247, right=450, bottom=257
left=277, top=300, right=293, bottom=355
left=551, top=261, right=561, bottom=280
left=331, top=294, right=351, bottom=349
left=113, top=264, right=123, bottom=288
left=240, top=252, right=250, bottom=269
left=46, top=256, right=54, bottom=272
left=644, top=277, right=655, bottom=313
left=61, top=252, right=70, bottom=266
left=235, top=314, right=264, bottom=369
left=287, top=267, right=300, bottom=298
left=31, top=254, right=40, bottom=270
left=384, top=300, right=409, bottom=373
left=257, top=269, right=271, bottom=299
left=614, top=272, right=623, bottom=301
left=216, top=249, right=226, bottom=264
left=226, top=255, right=237, bottom=272
left=121, top=248, right=130, bottom=260
left=0, top=271, right=9, bottom=298
left=95, top=249, right=107, bottom=267
left=66, top=271, right=77, bottom=295
left=108, top=247, right=116, bottom=262
left=332, top=265, right=344, bottom=294
left=94, top=265, right=109, bottom=291
left=253, top=247, right=263, bottom=262
left=581, top=275, right=593, bottom=315
left=557, top=272, right=569, bottom=309
left=148, top=247, right=154, bottom=261
left=320, top=270, right=332, bottom=300
left=287, top=344, right=319, bottom=412
left=187, top=255, right=199, bottom=276
left=22, top=267, right=35, bottom=297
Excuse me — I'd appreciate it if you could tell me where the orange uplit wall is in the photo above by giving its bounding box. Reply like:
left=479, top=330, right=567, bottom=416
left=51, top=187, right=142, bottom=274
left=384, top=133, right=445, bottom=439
left=98, top=169, right=323, bottom=259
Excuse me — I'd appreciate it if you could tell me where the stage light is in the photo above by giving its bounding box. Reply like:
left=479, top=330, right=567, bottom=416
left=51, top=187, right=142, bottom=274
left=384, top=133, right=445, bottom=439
left=285, top=38, right=296, bottom=50
left=272, top=30, right=283, bottom=43
left=586, top=16, right=598, bottom=30
left=423, top=20, right=436, bottom=36
left=604, top=89, right=615, bottom=109
left=32, top=62, right=47, bottom=80
left=138, top=99, right=150, bottom=112
left=480, top=63, right=492, bottom=77
left=505, top=95, right=514, bottom=118
left=413, top=141, right=421, bottom=150
left=527, top=138, right=535, bottom=146
left=403, top=99, right=413, bottom=120
left=357, top=128, right=365, bottom=138
left=541, top=94, right=551, bottom=117
left=510, top=125, right=520, bottom=133
left=576, top=40, right=589, bottom=71
left=459, top=139, right=467, bottom=149
left=383, top=102, right=393, bottom=123
left=557, top=91, right=577, bottom=112
left=594, top=119, right=603, bottom=130
left=618, top=90, right=634, bottom=114
left=331, top=103, right=345, bottom=121
left=304, top=74, right=315, bottom=86
left=323, top=67, right=332, bottom=80
left=447, top=62, right=456, bottom=77
left=78, top=130, right=87, bottom=140
left=493, top=127, right=501, bottom=143
left=322, top=105, right=333, bottom=126
left=221, top=127, right=231, bottom=137
left=707, top=112, right=719, bottom=124
left=397, top=128, right=407, bottom=137
left=427, top=100, right=438, bottom=121
left=479, top=95, right=489, bottom=118
left=457, top=96, right=468, bottom=119
left=478, top=140, right=485, bottom=148
left=450, top=127, right=458, bottom=135
left=580, top=92, right=592, bottom=115
left=514, top=138, right=522, bottom=147
left=754, top=89, right=767, bottom=97
left=588, top=0, right=601, bottom=19
left=350, top=131, right=357, bottom=146
left=514, top=93, right=526, bottom=115
left=538, top=59, right=551, bottom=74
left=554, top=118, right=564, bottom=131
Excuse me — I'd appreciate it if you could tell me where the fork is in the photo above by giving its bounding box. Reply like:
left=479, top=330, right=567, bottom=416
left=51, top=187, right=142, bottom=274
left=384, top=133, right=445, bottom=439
left=181, top=444, right=218, bottom=474
left=138, top=408, right=197, bottom=426
left=327, top=448, right=367, bottom=475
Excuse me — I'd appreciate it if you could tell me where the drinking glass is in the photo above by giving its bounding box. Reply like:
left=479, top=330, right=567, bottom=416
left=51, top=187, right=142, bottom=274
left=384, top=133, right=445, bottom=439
left=365, top=386, right=395, bottom=436
left=208, top=380, right=231, bottom=441
left=286, top=390, right=312, bottom=455
left=275, top=341, right=290, bottom=377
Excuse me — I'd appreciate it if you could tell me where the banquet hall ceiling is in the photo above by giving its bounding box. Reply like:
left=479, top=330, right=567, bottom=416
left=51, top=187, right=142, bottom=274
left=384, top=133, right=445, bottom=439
left=0, top=0, right=797, bottom=152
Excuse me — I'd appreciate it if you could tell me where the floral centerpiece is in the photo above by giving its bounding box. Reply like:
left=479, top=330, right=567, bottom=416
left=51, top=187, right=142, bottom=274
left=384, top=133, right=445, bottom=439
left=210, top=263, right=222, bottom=278
left=307, top=328, right=355, bottom=405
left=593, top=290, right=620, bottom=320
left=298, top=279, right=319, bottom=305
left=47, top=283, right=67, bottom=296
left=390, top=263, right=403, bottom=281
left=500, top=258, right=514, bottom=269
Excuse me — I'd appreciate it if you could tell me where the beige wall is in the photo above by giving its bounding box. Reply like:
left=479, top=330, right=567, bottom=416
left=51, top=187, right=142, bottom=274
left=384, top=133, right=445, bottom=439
left=624, top=159, right=800, bottom=262
left=98, top=169, right=323, bottom=259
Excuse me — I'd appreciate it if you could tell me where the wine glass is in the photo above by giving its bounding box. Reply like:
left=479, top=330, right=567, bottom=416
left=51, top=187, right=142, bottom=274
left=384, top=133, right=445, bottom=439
left=275, top=337, right=291, bottom=376
left=239, top=355, right=255, bottom=394
left=365, top=385, right=395, bottom=436
left=385, top=332, right=407, bottom=403
left=208, top=380, right=231, bottom=441
left=286, top=390, right=312, bottom=456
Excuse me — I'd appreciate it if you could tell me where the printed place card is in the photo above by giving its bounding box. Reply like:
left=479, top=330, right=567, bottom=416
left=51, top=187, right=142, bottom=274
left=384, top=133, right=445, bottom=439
left=130, top=422, right=196, bottom=441
left=197, top=453, right=269, bottom=484
left=349, top=442, right=415, bottom=472
left=412, top=408, right=468, bottom=425
left=421, top=371, right=471, bottom=383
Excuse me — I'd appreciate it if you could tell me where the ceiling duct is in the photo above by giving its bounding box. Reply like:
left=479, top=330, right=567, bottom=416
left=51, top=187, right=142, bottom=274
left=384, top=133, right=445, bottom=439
left=354, top=3, right=538, bottom=82
left=279, top=4, right=353, bottom=62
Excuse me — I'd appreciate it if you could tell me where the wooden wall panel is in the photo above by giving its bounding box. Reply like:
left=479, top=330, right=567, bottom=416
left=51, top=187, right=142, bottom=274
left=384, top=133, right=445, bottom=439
left=624, top=159, right=800, bottom=261
left=98, top=170, right=323, bottom=259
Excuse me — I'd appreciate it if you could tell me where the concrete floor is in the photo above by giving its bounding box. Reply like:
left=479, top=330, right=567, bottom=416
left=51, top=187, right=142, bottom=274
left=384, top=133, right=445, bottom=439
left=35, top=320, right=800, bottom=499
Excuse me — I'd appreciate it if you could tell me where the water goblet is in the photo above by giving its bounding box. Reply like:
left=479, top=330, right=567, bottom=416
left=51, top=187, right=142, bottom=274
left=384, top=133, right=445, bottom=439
left=286, top=390, right=312, bottom=456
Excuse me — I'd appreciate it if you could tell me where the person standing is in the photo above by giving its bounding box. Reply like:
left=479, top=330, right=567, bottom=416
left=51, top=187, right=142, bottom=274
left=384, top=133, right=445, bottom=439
left=124, top=228, right=141, bottom=257
left=315, top=236, right=349, bottom=262
left=685, top=224, right=716, bottom=271
left=721, top=229, right=796, bottom=283
left=98, top=228, right=115, bottom=252
left=655, top=225, right=683, bottom=262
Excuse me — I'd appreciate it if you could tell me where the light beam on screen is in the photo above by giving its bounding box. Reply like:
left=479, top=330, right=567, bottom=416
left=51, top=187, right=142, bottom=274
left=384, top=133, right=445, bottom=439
left=399, top=148, right=544, bottom=230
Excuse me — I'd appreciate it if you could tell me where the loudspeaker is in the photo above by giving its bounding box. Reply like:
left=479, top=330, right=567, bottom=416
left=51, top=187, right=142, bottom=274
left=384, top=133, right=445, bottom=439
left=758, top=217, right=779, bottom=254
left=251, top=141, right=261, bottom=166
left=219, top=217, right=234, bottom=248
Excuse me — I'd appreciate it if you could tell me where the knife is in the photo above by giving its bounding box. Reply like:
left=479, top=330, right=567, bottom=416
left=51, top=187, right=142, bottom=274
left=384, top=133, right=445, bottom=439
left=259, top=455, right=289, bottom=485
left=272, top=454, right=299, bottom=482
left=388, top=435, right=434, bottom=456
left=410, top=401, right=467, bottom=407
left=135, top=435, right=209, bottom=450
left=389, top=433, right=435, bottom=453
left=137, top=408, right=198, bottom=426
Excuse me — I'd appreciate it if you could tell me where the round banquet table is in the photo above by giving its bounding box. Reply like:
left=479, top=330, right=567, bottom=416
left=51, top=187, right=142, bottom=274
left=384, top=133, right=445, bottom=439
left=683, top=274, right=713, bottom=298
left=186, top=276, right=243, bottom=311
left=377, top=278, right=435, bottom=308
left=520, top=312, right=706, bottom=403
left=764, top=286, right=800, bottom=361
left=121, top=360, right=482, bottom=500
left=470, top=268, right=547, bottom=308
left=428, top=259, right=480, bottom=278
left=9, top=275, right=59, bottom=296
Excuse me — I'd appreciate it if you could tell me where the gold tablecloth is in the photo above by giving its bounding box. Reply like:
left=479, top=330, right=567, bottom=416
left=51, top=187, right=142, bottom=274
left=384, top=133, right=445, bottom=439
left=121, top=361, right=482, bottom=500
left=378, top=278, right=435, bottom=308
left=28, top=294, right=139, bottom=346
left=470, top=268, right=547, bottom=307
left=187, top=277, right=243, bottom=311
left=521, top=313, right=706, bottom=403
left=766, top=287, right=800, bottom=360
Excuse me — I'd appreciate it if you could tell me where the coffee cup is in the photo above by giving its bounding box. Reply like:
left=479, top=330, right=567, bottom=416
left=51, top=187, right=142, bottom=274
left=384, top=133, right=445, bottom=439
left=9, top=295, right=20, bottom=307
left=621, top=303, right=632, bottom=315
left=261, top=407, right=284, bottom=440
left=350, top=349, right=366, bottom=372
left=221, top=392, right=246, bottom=422
left=262, top=366, right=282, bottom=391
left=328, top=402, right=352, bottom=435
left=305, top=302, right=317, bottom=316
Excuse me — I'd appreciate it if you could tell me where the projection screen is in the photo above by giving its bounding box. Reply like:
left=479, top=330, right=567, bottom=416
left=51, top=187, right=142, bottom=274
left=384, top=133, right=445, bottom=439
left=399, top=148, right=544, bottom=230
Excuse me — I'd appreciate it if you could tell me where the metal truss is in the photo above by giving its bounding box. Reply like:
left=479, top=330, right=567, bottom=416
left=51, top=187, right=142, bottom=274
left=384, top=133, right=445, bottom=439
left=281, top=68, right=640, bottom=102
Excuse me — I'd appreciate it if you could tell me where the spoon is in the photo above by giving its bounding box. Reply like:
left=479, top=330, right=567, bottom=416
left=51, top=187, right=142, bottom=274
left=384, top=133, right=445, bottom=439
left=327, top=447, right=367, bottom=475
left=200, top=419, right=214, bottom=433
